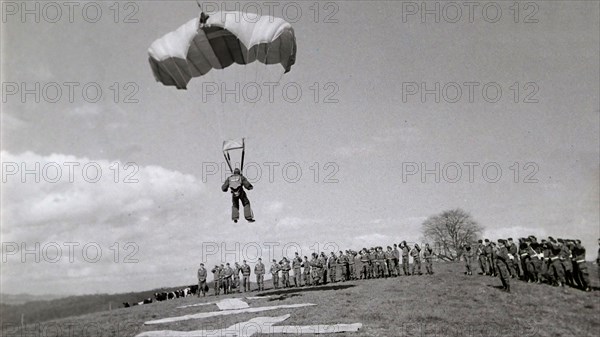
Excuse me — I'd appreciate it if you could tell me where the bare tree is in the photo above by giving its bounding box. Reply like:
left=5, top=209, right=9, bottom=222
left=421, top=208, right=484, bottom=261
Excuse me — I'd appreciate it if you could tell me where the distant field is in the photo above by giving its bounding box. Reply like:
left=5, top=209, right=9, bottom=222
left=3, top=262, right=599, bottom=336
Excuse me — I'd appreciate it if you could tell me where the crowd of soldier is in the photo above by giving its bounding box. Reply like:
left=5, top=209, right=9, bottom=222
left=461, top=236, right=599, bottom=293
left=196, top=241, right=437, bottom=296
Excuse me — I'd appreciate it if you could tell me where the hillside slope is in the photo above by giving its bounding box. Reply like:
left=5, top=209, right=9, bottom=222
left=3, top=262, right=599, bottom=336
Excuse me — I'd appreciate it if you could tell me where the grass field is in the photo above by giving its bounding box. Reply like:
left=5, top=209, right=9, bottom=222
left=4, top=262, right=599, bottom=337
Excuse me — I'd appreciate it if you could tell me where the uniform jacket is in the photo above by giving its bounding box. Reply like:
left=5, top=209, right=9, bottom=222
left=254, top=262, right=265, bottom=275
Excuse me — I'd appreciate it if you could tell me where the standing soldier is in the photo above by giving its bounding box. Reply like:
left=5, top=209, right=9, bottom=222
left=401, top=241, right=410, bottom=276
left=292, top=253, right=303, bottom=287
left=548, top=238, right=566, bottom=287
left=476, top=239, right=487, bottom=275
left=376, top=247, right=387, bottom=278
left=495, top=239, right=511, bottom=292
left=223, top=263, right=234, bottom=294
left=241, top=260, right=251, bottom=292
left=280, top=257, right=291, bottom=288
left=254, top=258, right=265, bottom=291
left=385, top=247, right=394, bottom=277
left=558, top=239, right=574, bottom=286
left=348, top=250, right=357, bottom=280
left=530, top=240, right=544, bottom=283
left=519, top=238, right=531, bottom=281
left=392, top=244, right=401, bottom=277
left=342, top=251, right=351, bottom=281
left=234, top=262, right=242, bottom=293
left=218, top=264, right=225, bottom=294
left=506, top=238, right=519, bottom=278
left=302, top=256, right=312, bottom=286
left=270, top=259, right=280, bottom=289
left=484, top=239, right=495, bottom=276
left=410, top=244, right=422, bottom=275
left=571, top=240, right=591, bottom=291
left=368, top=247, right=377, bottom=278
left=310, top=253, right=322, bottom=285
left=319, top=253, right=328, bottom=284
left=359, top=249, right=369, bottom=279
left=423, top=243, right=434, bottom=275
left=197, top=263, right=207, bottom=297
left=328, top=252, right=338, bottom=283
left=463, top=244, right=474, bottom=275
left=211, top=265, right=220, bottom=296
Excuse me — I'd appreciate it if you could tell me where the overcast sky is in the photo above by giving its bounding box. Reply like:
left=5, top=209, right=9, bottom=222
left=1, top=1, right=599, bottom=295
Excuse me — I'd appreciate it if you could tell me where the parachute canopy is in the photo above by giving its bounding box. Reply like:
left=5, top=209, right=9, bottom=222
left=148, top=11, right=297, bottom=89
left=223, top=138, right=245, bottom=173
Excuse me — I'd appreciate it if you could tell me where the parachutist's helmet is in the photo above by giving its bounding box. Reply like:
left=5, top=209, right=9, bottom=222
left=234, top=168, right=241, bottom=175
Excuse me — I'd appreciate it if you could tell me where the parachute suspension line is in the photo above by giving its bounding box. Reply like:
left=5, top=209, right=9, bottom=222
left=224, top=151, right=233, bottom=173
left=240, top=139, right=245, bottom=171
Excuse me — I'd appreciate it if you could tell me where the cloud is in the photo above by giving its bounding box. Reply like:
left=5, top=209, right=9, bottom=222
left=1, top=151, right=211, bottom=295
left=262, top=200, right=284, bottom=215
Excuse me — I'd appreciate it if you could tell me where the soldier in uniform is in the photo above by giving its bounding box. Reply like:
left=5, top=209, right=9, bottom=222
left=348, top=250, right=357, bottom=280
left=423, top=243, right=434, bottom=275
left=484, top=239, right=495, bottom=276
left=338, top=251, right=348, bottom=281
left=218, top=264, right=225, bottom=294
left=506, top=238, right=519, bottom=278
left=519, top=238, right=531, bottom=281
left=310, top=253, right=322, bottom=285
left=234, top=262, right=241, bottom=293
left=342, top=251, right=351, bottom=281
left=548, top=238, right=566, bottom=287
left=531, top=240, right=544, bottom=283
left=319, top=252, right=328, bottom=284
left=571, top=240, right=592, bottom=291
left=401, top=241, right=410, bottom=276
left=197, top=263, right=207, bottom=297
left=254, top=258, right=265, bottom=291
left=410, top=244, right=422, bottom=275
left=328, top=252, right=337, bottom=283
left=221, top=168, right=255, bottom=223
left=270, top=259, right=280, bottom=289
left=558, top=239, right=574, bottom=286
left=280, top=257, right=291, bottom=288
left=368, top=248, right=376, bottom=278
left=476, top=239, right=487, bottom=275
left=292, top=253, right=303, bottom=287
left=223, top=263, right=234, bottom=294
left=392, top=244, right=401, bottom=277
left=495, top=239, right=511, bottom=292
left=359, top=249, right=369, bottom=279
left=211, top=265, right=220, bottom=296
left=241, top=260, right=251, bottom=291
left=463, top=244, right=474, bottom=275
left=385, top=246, right=394, bottom=277
left=302, top=256, right=312, bottom=286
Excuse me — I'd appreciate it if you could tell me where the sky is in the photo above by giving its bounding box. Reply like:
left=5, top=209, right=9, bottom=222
left=1, top=1, right=599, bottom=296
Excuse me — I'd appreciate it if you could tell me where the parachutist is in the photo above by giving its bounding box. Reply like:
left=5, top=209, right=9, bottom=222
left=222, top=168, right=255, bottom=223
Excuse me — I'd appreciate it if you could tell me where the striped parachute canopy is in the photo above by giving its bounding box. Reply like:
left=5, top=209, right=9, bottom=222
left=148, top=11, right=297, bottom=89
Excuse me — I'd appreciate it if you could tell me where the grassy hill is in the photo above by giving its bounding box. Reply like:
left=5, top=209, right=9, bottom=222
left=2, top=262, right=599, bottom=336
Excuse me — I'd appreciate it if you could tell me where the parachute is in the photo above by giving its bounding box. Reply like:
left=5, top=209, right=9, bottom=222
left=148, top=7, right=298, bottom=221
left=222, top=138, right=245, bottom=173
left=148, top=11, right=297, bottom=89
